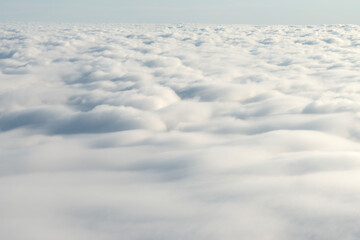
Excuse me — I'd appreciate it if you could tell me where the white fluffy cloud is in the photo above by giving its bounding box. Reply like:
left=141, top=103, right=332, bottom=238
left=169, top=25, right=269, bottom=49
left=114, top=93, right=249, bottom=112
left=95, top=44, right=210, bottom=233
left=2, top=23, right=360, bottom=240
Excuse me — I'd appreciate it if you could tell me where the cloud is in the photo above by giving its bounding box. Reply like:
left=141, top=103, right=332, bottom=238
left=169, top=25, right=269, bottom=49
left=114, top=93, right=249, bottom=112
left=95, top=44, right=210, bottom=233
left=51, top=105, right=167, bottom=134
left=2, top=23, right=360, bottom=240
left=0, top=105, right=166, bottom=134
left=0, top=107, right=59, bottom=131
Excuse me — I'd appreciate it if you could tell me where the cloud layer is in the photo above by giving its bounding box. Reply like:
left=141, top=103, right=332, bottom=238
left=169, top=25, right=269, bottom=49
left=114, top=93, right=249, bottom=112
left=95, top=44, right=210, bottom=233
left=1, top=23, right=360, bottom=240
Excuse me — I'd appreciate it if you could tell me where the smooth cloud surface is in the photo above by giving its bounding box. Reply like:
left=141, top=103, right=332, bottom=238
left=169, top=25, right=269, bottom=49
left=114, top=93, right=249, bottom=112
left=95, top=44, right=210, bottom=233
left=1, top=23, right=360, bottom=239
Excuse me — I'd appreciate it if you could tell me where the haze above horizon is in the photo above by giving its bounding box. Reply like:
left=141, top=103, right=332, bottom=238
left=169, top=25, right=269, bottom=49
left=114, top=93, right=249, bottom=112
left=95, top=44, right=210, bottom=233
left=0, top=0, right=359, bottom=24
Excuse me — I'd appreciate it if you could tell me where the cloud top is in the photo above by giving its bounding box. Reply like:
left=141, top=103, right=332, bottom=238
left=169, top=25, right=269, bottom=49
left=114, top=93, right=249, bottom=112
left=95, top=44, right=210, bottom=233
left=1, top=23, right=360, bottom=240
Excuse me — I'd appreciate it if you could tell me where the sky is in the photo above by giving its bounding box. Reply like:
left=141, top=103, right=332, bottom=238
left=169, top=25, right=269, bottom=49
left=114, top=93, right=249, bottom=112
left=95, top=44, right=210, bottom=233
left=0, top=0, right=359, bottom=24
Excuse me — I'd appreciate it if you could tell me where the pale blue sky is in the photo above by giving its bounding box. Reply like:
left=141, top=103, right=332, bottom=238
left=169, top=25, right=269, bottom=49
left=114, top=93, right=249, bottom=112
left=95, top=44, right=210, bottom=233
left=0, top=0, right=359, bottom=24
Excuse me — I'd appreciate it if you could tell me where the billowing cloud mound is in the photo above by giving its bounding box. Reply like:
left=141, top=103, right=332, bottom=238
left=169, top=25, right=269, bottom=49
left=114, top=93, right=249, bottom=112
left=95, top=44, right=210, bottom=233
left=1, top=23, right=360, bottom=240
